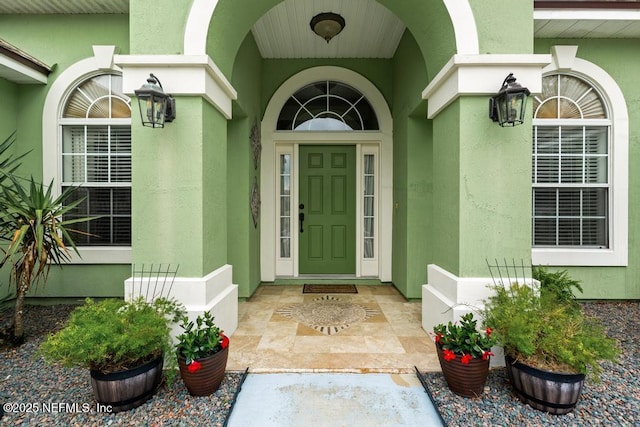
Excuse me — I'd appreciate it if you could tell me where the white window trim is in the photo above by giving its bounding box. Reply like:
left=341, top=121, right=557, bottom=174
left=42, top=51, right=131, bottom=264
left=532, top=56, right=628, bottom=267
left=260, top=66, right=393, bottom=281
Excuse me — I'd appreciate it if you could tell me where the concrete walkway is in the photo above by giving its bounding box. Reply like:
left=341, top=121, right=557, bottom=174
left=226, top=372, right=444, bottom=427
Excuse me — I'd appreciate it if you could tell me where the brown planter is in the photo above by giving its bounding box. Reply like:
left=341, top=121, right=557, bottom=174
left=436, top=345, right=490, bottom=398
left=178, top=345, right=229, bottom=396
left=90, top=356, right=163, bottom=413
left=505, top=355, right=585, bottom=415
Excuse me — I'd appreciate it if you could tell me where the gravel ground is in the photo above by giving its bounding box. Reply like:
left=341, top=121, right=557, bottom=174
left=0, top=305, right=245, bottom=426
left=420, top=301, right=640, bottom=427
left=1, top=301, right=638, bottom=426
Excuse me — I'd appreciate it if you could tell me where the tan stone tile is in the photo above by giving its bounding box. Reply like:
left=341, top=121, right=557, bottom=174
left=241, top=310, right=274, bottom=323
left=293, top=336, right=335, bottom=353
left=296, top=323, right=325, bottom=336
left=390, top=322, right=430, bottom=337
left=257, top=335, right=296, bottom=352
left=262, top=320, right=299, bottom=335
left=258, top=286, right=285, bottom=295
left=278, top=295, right=305, bottom=304
left=248, top=294, right=282, bottom=303
left=397, top=336, right=436, bottom=354
left=269, top=311, right=296, bottom=322
left=374, top=294, right=409, bottom=303
left=368, top=285, right=401, bottom=295
left=327, top=336, right=367, bottom=353
left=227, top=335, right=260, bottom=352
left=233, top=321, right=269, bottom=336
left=359, top=323, right=395, bottom=336
left=363, top=335, right=405, bottom=354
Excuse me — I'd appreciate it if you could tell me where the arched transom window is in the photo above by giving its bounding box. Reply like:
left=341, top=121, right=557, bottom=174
left=60, top=74, right=132, bottom=246
left=532, top=74, right=610, bottom=248
left=277, top=81, right=378, bottom=131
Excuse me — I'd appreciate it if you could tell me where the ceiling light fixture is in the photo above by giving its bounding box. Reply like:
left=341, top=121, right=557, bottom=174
left=310, top=12, right=345, bottom=43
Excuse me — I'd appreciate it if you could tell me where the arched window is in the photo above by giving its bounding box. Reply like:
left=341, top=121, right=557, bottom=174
left=60, top=74, right=131, bottom=245
left=277, top=81, right=378, bottom=130
left=532, top=74, right=609, bottom=248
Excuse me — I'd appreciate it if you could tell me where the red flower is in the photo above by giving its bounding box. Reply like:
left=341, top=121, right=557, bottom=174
left=187, top=360, right=202, bottom=373
left=482, top=350, right=494, bottom=361
left=435, top=333, right=443, bottom=345
left=485, top=327, right=493, bottom=336
left=460, top=354, right=473, bottom=364
left=221, top=334, right=229, bottom=349
left=443, top=349, right=456, bottom=362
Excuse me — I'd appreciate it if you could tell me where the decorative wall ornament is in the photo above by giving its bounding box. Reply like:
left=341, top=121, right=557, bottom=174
left=250, top=176, right=260, bottom=228
left=250, top=118, right=261, bottom=170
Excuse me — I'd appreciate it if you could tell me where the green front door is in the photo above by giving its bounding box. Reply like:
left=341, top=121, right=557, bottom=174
left=299, top=145, right=356, bottom=274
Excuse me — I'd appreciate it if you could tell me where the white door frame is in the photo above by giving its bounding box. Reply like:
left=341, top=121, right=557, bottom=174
left=260, top=67, right=393, bottom=281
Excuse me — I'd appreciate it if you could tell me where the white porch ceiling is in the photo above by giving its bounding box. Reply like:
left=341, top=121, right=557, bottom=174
left=0, top=0, right=128, bottom=14
left=250, top=0, right=405, bottom=59
left=535, top=9, right=640, bottom=38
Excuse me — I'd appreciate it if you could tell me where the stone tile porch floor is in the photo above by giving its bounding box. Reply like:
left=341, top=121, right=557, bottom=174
left=226, top=284, right=441, bottom=374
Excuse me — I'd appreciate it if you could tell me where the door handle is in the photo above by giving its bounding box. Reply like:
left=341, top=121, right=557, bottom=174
left=299, top=203, right=305, bottom=233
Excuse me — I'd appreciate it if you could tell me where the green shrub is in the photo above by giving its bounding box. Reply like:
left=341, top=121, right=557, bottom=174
left=39, top=297, right=185, bottom=375
left=533, top=266, right=583, bottom=308
left=483, top=282, right=618, bottom=380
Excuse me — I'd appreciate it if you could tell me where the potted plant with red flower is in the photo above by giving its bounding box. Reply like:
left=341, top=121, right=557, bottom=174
left=176, top=311, right=230, bottom=396
left=432, top=312, right=496, bottom=398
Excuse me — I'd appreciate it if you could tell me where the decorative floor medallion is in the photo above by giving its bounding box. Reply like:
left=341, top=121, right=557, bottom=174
left=276, top=295, right=379, bottom=335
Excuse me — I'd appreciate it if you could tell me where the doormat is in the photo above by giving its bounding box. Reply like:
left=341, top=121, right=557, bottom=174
left=275, top=295, right=377, bottom=335
left=303, top=284, right=358, bottom=294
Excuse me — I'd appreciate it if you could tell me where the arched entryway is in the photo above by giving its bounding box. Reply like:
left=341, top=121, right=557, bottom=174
left=260, top=67, right=393, bottom=282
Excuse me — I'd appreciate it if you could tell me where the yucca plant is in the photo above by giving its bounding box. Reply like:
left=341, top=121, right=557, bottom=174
left=0, top=134, right=94, bottom=344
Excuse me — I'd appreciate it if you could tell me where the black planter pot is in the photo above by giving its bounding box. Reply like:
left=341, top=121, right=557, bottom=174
left=505, top=355, right=585, bottom=415
left=90, top=356, right=163, bottom=413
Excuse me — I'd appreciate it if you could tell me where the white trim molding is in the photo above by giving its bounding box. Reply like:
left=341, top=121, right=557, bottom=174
left=422, top=54, right=553, bottom=119
left=422, top=264, right=537, bottom=367
left=42, top=46, right=131, bottom=265
left=261, top=66, right=393, bottom=282
left=534, top=9, right=640, bottom=22
left=0, top=54, right=48, bottom=84
left=184, top=0, right=479, bottom=56
left=532, top=49, right=629, bottom=267
left=442, top=0, right=479, bottom=55
left=124, top=264, right=239, bottom=338
left=114, top=54, right=237, bottom=119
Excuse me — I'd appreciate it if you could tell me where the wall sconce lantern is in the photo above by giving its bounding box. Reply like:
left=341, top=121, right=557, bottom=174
left=489, top=73, right=530, bottom=127
left=310, top=12, right=345, bottom=43
left=134, top=73, right=176, bottom=128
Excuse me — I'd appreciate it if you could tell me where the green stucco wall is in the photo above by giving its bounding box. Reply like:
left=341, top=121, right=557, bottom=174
left=391, top=31, right=431, bottom=299
left=431, top=97, right=533, bottom=278
left=0, top=78, right=18, bottom=301
left=470, top=0, right=534, bottom=54
left=0, top=79, right=17, bottom=142
left=129, top=0, right=189, bottom=54
left=534, top=39, right=640, bottom=299
left=260, top=59, right=393, bottom=113
left=0, top=15, right=130, bottom=298
left=432, top=103, right=461, bottom=275
left=132, top=97, right=228, bottom=277
left=457, top=97, right=533, bottom=275
left=229, top=34, right=263, bottom=298
left=3, top=3, right=638, bottom=302
left=0, top=15, right=129, bottom=179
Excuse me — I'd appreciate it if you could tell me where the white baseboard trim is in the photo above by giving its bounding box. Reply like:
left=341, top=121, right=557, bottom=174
left=421, top=264, right=535, bottom=368
left=124, top=264, right=239, bottom=339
